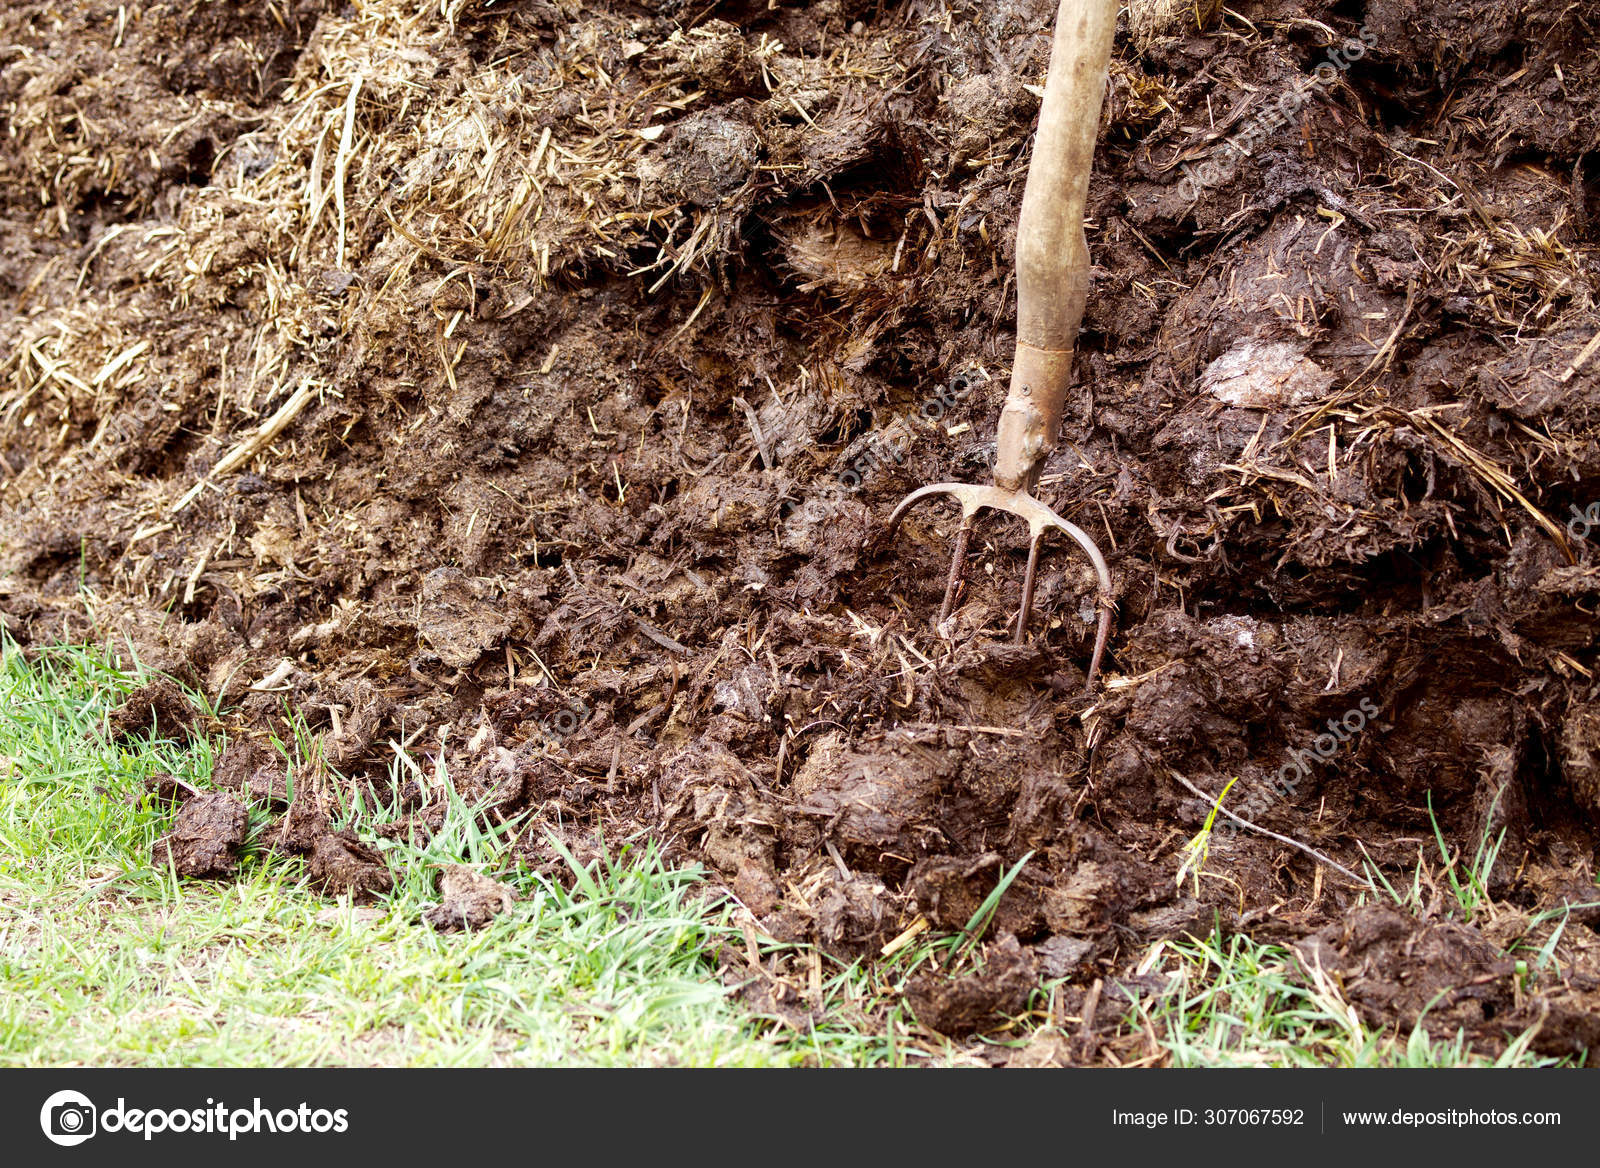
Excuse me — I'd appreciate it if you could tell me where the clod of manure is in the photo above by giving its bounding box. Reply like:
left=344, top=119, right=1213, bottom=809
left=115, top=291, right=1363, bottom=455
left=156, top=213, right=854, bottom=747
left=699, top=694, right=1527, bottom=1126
left=422, top=865, right=516, bottom=932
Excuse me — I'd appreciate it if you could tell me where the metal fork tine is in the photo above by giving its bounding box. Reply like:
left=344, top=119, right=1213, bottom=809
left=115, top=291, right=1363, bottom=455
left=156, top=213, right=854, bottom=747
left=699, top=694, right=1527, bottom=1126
left=1015, top=533, right=1042, bottom=644
left=885, top=480, right=1113, bottom=693
left=939, top=517, right=973, bottom=624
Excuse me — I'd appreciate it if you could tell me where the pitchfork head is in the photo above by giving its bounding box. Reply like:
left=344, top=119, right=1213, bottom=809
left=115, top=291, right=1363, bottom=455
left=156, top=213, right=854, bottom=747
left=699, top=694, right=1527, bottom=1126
left=886, top=481, right=1113, bottom=692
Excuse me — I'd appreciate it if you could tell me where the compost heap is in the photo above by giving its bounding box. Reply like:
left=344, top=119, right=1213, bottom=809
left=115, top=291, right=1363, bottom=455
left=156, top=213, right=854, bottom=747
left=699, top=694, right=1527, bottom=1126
left=4, top=0, right=1600, bottom=1062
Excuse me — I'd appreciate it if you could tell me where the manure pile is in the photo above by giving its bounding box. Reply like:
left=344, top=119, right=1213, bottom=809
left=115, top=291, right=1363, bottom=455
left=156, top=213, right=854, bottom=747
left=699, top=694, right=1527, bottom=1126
left=3, top=0, right=1600, bottom=1061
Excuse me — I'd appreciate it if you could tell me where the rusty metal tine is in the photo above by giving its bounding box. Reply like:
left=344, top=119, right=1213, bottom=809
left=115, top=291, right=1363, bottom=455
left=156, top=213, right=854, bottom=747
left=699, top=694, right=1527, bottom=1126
left=886, top=480, right=1114, bottom=692
left=1015, top=533, right=1042, bottom=644
left=939, top=517, right=973, bottom=624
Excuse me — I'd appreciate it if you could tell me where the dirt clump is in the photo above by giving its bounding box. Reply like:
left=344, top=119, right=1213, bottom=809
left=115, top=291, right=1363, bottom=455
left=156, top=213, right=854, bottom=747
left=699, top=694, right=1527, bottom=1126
left=904, top=934, right=1040, bottom=1036
left=308, top=831, right=394, bottom=904
left=212, top=737, right=293, bottom=806
left=1295, top=906, right=1516, bottom=1034
left=152, top=791, right=247, bottom=878
left=269, top=795, right=332, bottom=857
left=107, top=677, right=207, bottom=743
left=422, top=865, right=516, bottom=932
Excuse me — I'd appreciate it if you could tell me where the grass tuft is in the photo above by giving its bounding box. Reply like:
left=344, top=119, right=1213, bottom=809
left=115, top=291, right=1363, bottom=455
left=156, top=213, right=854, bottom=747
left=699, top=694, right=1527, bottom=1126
left=0, top=641, right=855, bottom=1066
left=1129, top=929, right=1564, bottom=1068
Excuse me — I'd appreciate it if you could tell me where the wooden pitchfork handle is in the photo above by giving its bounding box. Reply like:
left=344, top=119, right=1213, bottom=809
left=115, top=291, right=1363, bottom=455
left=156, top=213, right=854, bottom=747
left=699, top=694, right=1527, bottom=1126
left=993, top=0, right=1118, bottom=494
left=885, top=0, right=1118, bottom=691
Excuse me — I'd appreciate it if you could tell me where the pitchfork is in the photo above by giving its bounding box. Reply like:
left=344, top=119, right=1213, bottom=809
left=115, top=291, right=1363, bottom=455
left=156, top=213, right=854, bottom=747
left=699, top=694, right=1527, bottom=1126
left=887, top=0, right=1117, bottom=693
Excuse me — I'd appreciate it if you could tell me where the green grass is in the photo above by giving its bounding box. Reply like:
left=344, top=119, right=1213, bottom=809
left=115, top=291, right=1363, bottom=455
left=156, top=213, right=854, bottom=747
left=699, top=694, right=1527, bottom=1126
left=0, top=640, right=1575, bottom=1067
left=0, top=642, right=888, bottom=1066
left=1126, top=928, right=1565, bottom=1068
left=1154, top=775, right=1582, bottom=1066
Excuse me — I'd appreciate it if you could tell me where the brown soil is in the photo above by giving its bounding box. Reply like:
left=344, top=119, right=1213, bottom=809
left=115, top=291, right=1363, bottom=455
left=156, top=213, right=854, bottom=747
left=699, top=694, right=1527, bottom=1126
left=108, top=676, right=213, bottom=741
left=422, top=865, right=516, bottom=931
left=152, top=791, right=247, bottom=878
left=4, top=0, right=1600, bottom=1062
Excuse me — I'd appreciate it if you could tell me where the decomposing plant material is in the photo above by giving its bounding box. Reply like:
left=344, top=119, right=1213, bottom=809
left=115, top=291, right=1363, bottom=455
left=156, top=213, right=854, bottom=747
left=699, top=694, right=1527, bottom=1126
left=3, top=0, right=1600, bottom=1065
left=1169, top=770, right=1373, bottom=892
